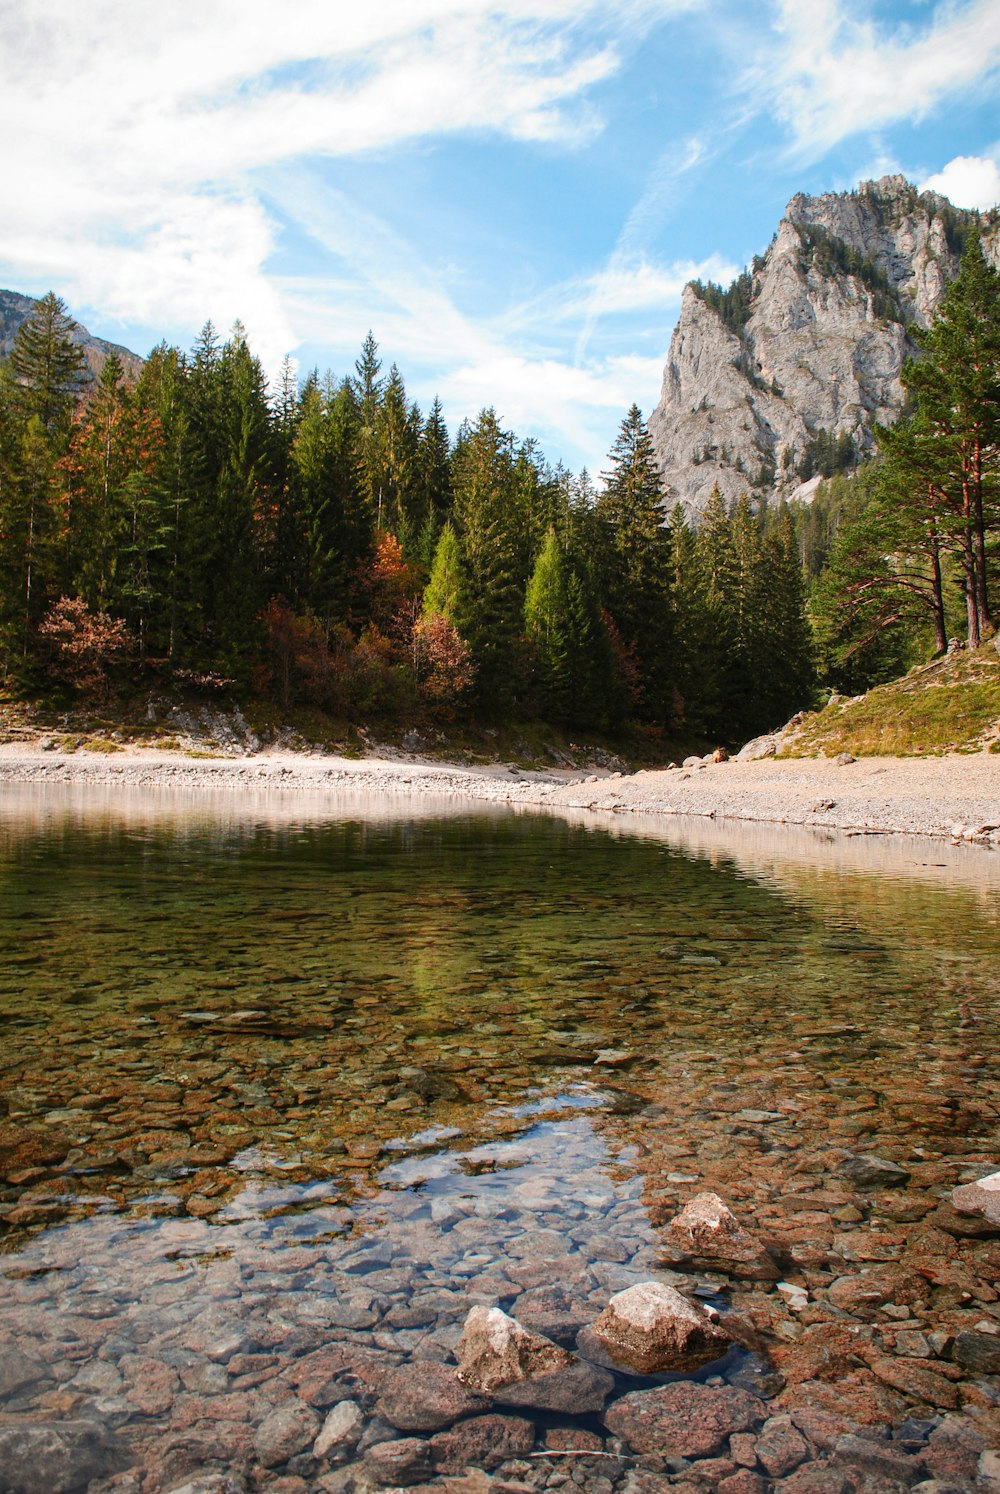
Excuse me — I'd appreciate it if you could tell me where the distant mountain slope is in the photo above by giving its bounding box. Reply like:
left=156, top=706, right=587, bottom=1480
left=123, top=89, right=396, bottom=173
left=0, top=288, right=144, bottom=385
left=649, top=175, right=1000, bottom=519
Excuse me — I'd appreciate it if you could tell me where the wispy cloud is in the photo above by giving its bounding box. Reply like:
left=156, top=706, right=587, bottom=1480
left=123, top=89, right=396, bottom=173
left=0, top=0, right=690, bottom=365
left=755, top=0, right=1000, bottom=159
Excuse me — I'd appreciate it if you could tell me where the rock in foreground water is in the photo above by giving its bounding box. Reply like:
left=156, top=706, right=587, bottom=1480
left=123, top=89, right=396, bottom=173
left=590, top=1280, right=731, bottom=1373
left=456, top=1304, right=572, bottom=1392
left=665, top=1192, right=779, bottom=1279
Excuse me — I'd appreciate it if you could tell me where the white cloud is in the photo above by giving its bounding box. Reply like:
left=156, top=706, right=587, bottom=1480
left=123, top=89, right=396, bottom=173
left=756, top=0, right=1000, bottom=158
left=920, top=154, right=1000, bottom=211
left=0, top=0, right=696, bottom=367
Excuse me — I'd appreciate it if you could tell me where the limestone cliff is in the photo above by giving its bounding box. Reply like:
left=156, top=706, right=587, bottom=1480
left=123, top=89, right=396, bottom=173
left=648, top=176, right=999, bottom=518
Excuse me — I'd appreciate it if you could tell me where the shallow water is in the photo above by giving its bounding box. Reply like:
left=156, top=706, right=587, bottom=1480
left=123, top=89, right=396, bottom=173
left=0, top=789, right=998, bottom=1488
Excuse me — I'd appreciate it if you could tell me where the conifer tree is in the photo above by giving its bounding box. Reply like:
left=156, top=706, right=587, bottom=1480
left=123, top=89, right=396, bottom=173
left=9, top=292, right=86, bottom=435
left=595, top=405, right=673, bottom=720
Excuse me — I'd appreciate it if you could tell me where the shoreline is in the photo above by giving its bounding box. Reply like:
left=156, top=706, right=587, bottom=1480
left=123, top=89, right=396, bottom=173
left=0, top=742, right=998, bottom=849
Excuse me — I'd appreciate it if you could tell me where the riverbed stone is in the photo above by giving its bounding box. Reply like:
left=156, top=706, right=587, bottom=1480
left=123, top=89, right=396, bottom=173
left=253, top=1401, right=321, bottom=1467
left=0, top=1419, right=129, bottom=1493
left=755, top=1415, right=809, bottom=1477
left=429, top=1413, right=535, bottom=1473
left=665, top=1193, right=779, bottom=1279
left=951, top=1170, right=1000, bottom=1227
left=313, top=1400, right=364, bottom=1458
left=455, top=1305, right=571, bottom=1392
left=590, top=1280, right=731, bottom=1373
left=839, top=1153, right=911, bottom=1188
left=603, top=1381, right=764, bottom=1457
left=493, top=1354, right=614, bottom=1413
left=377, top=1361, right=489, bottom=1431
left=951, top=1329, right=1000, bottom=1374
left=364, top=1436, right=433, bottom=1486
left=0, top=1347, right=50, bottom=1398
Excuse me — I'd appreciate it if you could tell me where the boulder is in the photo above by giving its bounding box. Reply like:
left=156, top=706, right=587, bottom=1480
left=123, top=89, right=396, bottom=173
left=951, top=1169, right=1000, bottom=1227
left=665, top=1192, right=779, bottom=1279
left=253, top=1401, right=321, bottom=1467
left=313, top=1399, right=364, bottom=1458
left=364, top=1436, right=433, bottom=1486
left=456, top=1305, right=571, bottom=1393
left=590, top=1281, right=731, bottom=1374
left=0, top=1420, right=129, bottom=1494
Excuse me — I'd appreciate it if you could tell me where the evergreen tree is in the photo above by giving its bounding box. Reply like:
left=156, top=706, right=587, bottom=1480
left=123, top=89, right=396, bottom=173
left=422, top=520, right=465, bottom=623
left=9, top=292, right=86, bottom=435
left=451, top=408, right=527, bottom=710
left=901, top=232, right=1000, bottom=645
left=595, top=405, right=673, bottom=721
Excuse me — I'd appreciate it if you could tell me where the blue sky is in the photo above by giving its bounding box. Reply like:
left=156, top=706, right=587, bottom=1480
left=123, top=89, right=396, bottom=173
left=1, top=0, right=999, bottom=475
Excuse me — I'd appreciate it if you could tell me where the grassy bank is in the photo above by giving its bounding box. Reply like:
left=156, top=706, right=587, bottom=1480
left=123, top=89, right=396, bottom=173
left=783, top=643, right=1000, bottom=757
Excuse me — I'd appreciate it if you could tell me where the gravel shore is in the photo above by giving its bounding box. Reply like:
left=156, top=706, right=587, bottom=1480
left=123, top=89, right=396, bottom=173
left=1, top=743, right=998, bottom=848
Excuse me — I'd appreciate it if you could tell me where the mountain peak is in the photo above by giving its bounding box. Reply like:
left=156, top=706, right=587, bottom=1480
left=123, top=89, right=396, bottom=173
left=648, top=178, right=996, bottom=518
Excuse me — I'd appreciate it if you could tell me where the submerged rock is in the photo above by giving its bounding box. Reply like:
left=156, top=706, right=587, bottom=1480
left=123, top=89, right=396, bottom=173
left=430, top=1412, right=535, bottom=1473
left=493, top=1355, right=614, bottom=1413
left=456, top=1304, right=571, bottom=1393
left=0, top=1420, right=129, bottom=1494
left=604, top=1381, right=764, bottom=1458
left=377, top=1361, right=489, bottom=1431
left=839, top=1152, right=911, bottom=1188
left=665, top=1192, right=780, bottom=1279
left=590, top=1280, right=731, bottom=1374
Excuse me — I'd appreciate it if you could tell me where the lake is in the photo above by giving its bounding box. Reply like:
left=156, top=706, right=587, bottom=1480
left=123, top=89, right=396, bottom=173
left=1, top=786, right=998, bottom=1492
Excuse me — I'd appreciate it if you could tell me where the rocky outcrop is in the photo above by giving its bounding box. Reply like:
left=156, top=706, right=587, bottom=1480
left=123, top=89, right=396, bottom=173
left=649, top=175, right=1000, bottom=519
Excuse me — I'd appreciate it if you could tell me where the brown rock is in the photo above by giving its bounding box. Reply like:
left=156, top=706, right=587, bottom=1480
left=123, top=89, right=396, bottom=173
left=430, top=1413, right=535, bottom=1473
left=364, top=1436, right=433, bottom=1486
left=866, top=1355, right=960, bottom=1410
left=377, top=1362, right=489, bottom=1432
left=455, top=1305, right=571, bottom=1393
left=774, top=1468, right=853, bottom=1493
left=590, top=1280, right=731, bottom=1374
left=253, top=1401, right=322, bottom=1468
left=922, top=1415, right=988, bottom=1483
left=603, top=1381, right=764, bottom=1457
left=756, top=1415, right=809, bottom=1477
left=665, top=1192, right=779, bottom=1279
left=718, top=1473, right=766, bottom=1494
left=493, top=1356, right=613, bottom=1413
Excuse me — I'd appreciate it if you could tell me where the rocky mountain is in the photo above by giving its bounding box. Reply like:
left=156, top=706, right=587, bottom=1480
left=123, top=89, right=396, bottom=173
left=0, top=288, right=144, bottom=385
left=649, top=175, right=1000, bottom=519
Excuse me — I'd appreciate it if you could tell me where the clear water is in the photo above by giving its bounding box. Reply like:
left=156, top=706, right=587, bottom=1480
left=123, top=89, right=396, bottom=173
left=0, top=787, right=998, bottom=1478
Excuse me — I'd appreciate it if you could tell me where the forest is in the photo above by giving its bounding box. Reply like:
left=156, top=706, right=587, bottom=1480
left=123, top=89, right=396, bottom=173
left=0, top=234, right=997, bottom=751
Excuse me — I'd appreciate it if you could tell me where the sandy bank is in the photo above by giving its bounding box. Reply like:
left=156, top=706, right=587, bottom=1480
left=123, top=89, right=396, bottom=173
left=0, top=742, right=998, bottom=848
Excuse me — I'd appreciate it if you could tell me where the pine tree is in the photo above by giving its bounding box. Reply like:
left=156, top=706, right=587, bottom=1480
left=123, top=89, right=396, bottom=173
left=9, top=292, right=86, bottom=436
left=901, top=232, right=1000, bottom=645
left=595, top=405, right=673, bottom=721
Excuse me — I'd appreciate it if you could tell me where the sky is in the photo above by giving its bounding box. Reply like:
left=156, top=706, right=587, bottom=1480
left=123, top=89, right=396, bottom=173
left=1, top=0, right=999, bottom=476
